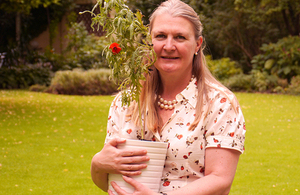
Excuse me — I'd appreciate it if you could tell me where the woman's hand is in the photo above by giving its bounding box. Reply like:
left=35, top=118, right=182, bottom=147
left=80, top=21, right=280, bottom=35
left=92, top=138, right=150, bottom=176
left=108, top=176, right=159, bottom=195
left=91, top=138, right=150, bottom=191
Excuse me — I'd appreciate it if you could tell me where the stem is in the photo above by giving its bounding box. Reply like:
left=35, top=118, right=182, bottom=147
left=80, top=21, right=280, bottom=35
left=138, top=99, right=144, bottom=140
left=16, top=12, right=21, bottom=45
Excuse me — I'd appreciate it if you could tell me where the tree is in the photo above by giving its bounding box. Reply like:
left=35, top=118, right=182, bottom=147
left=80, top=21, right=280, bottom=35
left=126, top=0, right=279, bottom=72
left=180, top=0, right=299, bottom=72
left=157, top=0, right=263, bottom=72
left=126, top=0, right=164, bottom=24
left=232, top=0, right=300, bottom=70
left=0, top=0, right=61, bottom=14
left=0, top=0, right=61, bottom=44
left=235, top=0, right=300, bottom=36
left=0, top=0, right=74, bottom=66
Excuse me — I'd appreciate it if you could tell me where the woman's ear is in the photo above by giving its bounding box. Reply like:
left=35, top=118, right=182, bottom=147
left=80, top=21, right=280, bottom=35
left=195, top=36, right=203, bottom=53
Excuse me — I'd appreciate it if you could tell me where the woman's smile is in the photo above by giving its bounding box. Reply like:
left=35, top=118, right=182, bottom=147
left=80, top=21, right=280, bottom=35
left=161, top=56, right=179, bottom=59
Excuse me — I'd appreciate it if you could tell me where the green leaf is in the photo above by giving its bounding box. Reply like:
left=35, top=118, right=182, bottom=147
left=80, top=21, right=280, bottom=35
left=283, top=67, right=291, bottom=75
left=264, top=59, right=275, bottom=70
left=129, top=23, right=134, bottom=40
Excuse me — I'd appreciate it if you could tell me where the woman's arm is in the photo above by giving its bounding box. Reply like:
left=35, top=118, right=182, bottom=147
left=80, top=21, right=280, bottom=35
left=91, top=138, right=150, bottom=191
left=169, top=148, right=240, bottom=195
left=110, top=147, right=240, bottom=195
left=165, top=148, right=240, bottom=195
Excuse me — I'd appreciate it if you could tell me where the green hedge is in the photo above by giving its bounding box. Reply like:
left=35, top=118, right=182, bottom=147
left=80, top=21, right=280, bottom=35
left=46, top=69, right=119, bottom=95
left=286, top=75, right=300, bottom=95
left=223, top=74, right=253, bottom=92
left=251, top=36, right=300, bottom=81
left=224, top=73, right=300, bottom=95
left=206, top=55, right=243, bottom=81
left=0, top=64, right=53, bottom=89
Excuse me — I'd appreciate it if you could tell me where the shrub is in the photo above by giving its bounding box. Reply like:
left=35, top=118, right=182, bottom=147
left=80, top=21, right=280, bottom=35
left=272, top=78, right=289, bottom=94
left=29, top=84, right=48, bottom=92
left=251, top=70, right=278, bottom=92
left=41, top=22, right=109, bottom=71
left=46, top=68, right=119, bottom=95
left=251, top=36, right=300, bottom=81
left=224, top=71, right=281, bottom=93
left=64, top=22, right=109, bottom=70
left=272, top=86, right=285, bottom=94
left=286, top=75, right=300, bottom=95
left=0, top=64, right=53, bottom=89
left=223, top=73, right=253, bottom=92
left=42, top=49, right=70, bottom=72
left=206, top=55, right=243, bottom=81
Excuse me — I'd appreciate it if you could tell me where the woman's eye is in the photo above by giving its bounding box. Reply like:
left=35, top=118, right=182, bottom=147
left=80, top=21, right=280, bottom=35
left=177, top=35, right=186, bottom=40
left=156, top=34, right=166, bottom=38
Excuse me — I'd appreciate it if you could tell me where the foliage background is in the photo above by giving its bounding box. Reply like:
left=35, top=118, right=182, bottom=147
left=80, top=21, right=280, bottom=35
left=1, top=0, right=299, bottom=95
left=0, top=0, right=75, bottom=58
left=127, top=0, right=300, bottom=72
left=0, top=1, right=299, bottom=194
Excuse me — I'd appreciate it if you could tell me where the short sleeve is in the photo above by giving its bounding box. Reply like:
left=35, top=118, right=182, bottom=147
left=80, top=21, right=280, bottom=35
left=204, top=93, right=246, bottom=153
left=105, top=93, right=124, bottom=143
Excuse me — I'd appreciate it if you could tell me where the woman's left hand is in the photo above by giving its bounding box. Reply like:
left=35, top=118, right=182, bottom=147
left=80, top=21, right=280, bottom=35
left=108, top=175, right=158, bottom=195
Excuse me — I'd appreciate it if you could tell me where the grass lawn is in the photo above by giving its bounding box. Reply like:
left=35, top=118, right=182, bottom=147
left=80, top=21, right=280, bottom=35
left=231, top=93, right=300, bottom=195
left=0, top=90, right=299, bottom=194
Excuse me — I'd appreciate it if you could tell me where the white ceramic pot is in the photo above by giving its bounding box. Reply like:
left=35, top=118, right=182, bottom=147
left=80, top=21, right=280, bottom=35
left=108, top=139, right=168, bottom=194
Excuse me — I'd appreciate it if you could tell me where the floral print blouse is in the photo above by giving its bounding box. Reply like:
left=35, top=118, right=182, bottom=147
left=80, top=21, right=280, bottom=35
left=105, top=78, right=246, bottom=193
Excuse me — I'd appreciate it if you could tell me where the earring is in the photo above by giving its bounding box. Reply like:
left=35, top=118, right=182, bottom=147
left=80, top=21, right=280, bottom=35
left=195, top=52, right=198, bottom=56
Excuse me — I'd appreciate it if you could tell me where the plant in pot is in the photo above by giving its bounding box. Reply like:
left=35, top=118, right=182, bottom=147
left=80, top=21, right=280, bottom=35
left=81, top=0, right=167, bottom=193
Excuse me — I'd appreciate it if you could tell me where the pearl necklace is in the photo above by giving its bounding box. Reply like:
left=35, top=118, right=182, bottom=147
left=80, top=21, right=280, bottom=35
left=158, top=95, right=178, bottom=110
left=157, top=76, right=195, bottom=110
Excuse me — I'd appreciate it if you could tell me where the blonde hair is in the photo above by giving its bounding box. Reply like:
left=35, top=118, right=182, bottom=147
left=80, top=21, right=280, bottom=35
left=129, top=0, right=238, bottom=133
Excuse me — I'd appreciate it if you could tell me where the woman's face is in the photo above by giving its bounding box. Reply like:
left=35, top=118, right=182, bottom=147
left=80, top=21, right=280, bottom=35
left=151, top=13, right=202, bottom=77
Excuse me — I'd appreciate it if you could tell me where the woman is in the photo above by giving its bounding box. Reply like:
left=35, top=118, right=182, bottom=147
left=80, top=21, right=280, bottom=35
left=91, top=0, right=246, bottom=194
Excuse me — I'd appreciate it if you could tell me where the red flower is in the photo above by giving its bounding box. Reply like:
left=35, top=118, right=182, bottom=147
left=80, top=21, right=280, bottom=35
left=109, top=43, right=121, bottom=55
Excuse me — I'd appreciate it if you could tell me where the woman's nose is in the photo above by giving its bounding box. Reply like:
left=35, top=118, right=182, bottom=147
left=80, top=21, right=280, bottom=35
left=163, top=38, right=175, bottom=51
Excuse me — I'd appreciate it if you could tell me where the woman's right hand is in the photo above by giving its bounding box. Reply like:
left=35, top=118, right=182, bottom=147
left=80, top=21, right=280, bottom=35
left=91, top=137, right=150, bottom=176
